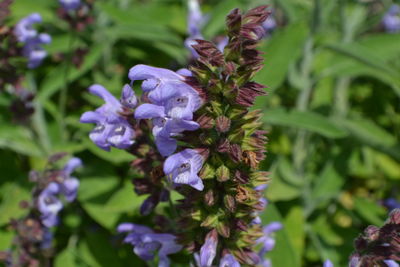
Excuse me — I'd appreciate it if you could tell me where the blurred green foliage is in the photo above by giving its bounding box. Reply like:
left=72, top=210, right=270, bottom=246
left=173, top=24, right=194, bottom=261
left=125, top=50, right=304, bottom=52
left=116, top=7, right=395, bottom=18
left=1, top=0, right=399, bottom=266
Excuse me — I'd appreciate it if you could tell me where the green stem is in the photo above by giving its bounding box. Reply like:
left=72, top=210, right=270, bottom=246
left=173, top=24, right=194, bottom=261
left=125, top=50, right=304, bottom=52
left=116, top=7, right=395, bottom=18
left=27, top=72, right=51, bottom=155
left=58, top=30, right=76, bottom=142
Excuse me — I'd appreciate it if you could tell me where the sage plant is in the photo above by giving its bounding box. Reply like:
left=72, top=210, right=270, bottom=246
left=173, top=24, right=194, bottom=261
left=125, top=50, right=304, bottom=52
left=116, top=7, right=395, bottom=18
left=80, top=5, right=279, bottom=266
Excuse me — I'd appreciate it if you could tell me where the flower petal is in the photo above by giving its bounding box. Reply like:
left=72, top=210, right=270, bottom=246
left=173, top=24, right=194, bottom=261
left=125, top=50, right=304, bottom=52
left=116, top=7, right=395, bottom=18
left=135, top=104, right=165, bottom=119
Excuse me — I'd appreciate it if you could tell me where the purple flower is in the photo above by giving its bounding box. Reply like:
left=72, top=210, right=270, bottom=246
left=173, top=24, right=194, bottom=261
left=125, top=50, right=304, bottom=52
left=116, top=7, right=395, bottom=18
left=252, top=197, right=268, bottom=224
left=384, top=198, right=400, bottom=211
left=199, top=230, right=218, bottom=267
left=40, top=229, right=53, bottom=249
left=384, top=260, right=399, bottom=267
left=163, top=149, right=204, bottom=191
left=382, top=5, right=400, bottom=33
left=117, top=223, right=182, bottom=267
left=185, top=0, right=208, bottom=57
left=60, top=157, right=82, bottom=202
left=38, top=182, right=63, bottom=227
left=136, top=105, right=199, bottom=156
left=129, top=65, right=201, bottom=119
left=219, top=253, right=240, bottom=267
left=262, top=15, right=277, bottom=37
left=14, top=13, right=42, bottom=43
left=80, top=84, right=136, bottom=151
left=131, top=65, right=201, bottom=156
left=59, top=0, right=81, bottom=11
left=216, top=37, right=229, bottom=53
left=257, top=222, right=282, bottom=259
left=324, top=259, right=334, bottom=267
left=14, top=13, right=51, bottom=68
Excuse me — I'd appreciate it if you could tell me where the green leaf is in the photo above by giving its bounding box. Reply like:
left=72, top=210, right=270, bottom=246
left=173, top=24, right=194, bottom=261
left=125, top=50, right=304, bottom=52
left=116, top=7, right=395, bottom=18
left=0, top=123, right=43, bottom=157
left=254, top=22, right=308, bottom=92
left=55, top=247, right=77, bottom=267
left=338, top=117, right=397, bottom=148
left=0, top=183, right=30, bottom=226
left=80, top=179, right=145, bottom=229
left=266, top=164, right=301, bottom=201
left=261, top=203, right=300, bottom=267
left=284, top=206, right=305, bottom=264
left=0, top=229, right=13, bottom=250
left=312, top=163, right=344, bottom=203
left=38, top=45, right=104, bottom=102
left=353, top=197, right=386, bottom=226
left=263, top=108, right=348, bottom=138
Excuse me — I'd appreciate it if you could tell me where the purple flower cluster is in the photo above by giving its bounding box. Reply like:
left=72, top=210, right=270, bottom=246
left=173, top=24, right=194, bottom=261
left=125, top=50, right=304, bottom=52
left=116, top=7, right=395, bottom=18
left=38, top=157, right=81, bottom=227
left=14, top=13, right=51, bottom=68
left=382, top=5, right=400, bottom=33
left=80, top=84, right=136, bottom=150
left=117, top=223, right=182, bottom=267
left=59, top=0, right=81, bottom=11
left=130, top=65, right=201, bottom=157
left=257, top=222, right=283, bottom=267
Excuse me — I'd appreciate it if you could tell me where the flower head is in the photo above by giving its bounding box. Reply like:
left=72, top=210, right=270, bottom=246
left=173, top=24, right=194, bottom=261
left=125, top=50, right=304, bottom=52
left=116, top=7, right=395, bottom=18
left=60, top=157, right=82, bottom=202
left=323, top=259, right=334, bottom=267
left=199, top=229, right=218, bottom=267
left=219, top=253, right=240, bottom=267
left=14, top=13, right=51, bottom=68
left=163, top=149, right=204, bottom=191
left=59, top=0, right=81, bottom=11
left=38, top=183, right=63, bottom=227
left=117, top=223, right=182, bottom=267
left=80, top=84, right=136, bottom=150
left=257, top=222, right=282, bottom=258
left=383, top=5, right=400, bottom=33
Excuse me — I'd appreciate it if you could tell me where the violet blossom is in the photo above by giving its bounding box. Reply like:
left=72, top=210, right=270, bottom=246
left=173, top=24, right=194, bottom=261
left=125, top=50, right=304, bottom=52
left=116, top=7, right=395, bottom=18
left=80, top=84, right=136, bottom=151
left=37, top=157, right=82, bottom=227
left=59, top=0, right=81, bottom=11
left=199, top=229, right=218, bottom=267
left=117, top=223, right=182, bottom=267
left=323, top=259, right=334, bottom=267
left=185, top=0, right=207, bottom=57
left=382, top=5, right=400, bottom=33
left=130, top=65, right=201, bottom=156
left=219, top=253, right=240, bottom=267
left=14, top=13, right=51, bottom=68
left=163, top=149, right=204, bottom=191
left=257, top=222, right=282, bottom=266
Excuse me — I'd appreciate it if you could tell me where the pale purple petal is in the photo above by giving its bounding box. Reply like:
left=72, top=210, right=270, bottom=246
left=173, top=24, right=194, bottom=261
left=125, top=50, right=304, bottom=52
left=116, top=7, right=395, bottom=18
left=88, top=84, right=121, bottom=111
left=89, top=123, right=113, bottom=151
left=176, top=68, right=192, bottom=76
left=135, top=104, right=166, bottom=119
left=14, top=13, right=42, bottom=42
left=199, top=231, right=217, bottom=267
left=155, top=135, right=177, bottom=157
left=384, top=260, right=399, bottom=267
left=63, top=157, right=82, bottom=175
left=38, top=183, right=63, bottom=227
left=80, top=111, right=105, bottom=124
left=324, top=260, right=334, bottom=267
left=120, top=84, right=137, bottom=108
left=61, top=177, right=79, bottom=202
left=107, top=122, right=135, bottom=149
left=219, top=254, right=240, bottom=267
left=129, top=64, right=182, bottom=84
left=59, top=0, right=81, bottom=10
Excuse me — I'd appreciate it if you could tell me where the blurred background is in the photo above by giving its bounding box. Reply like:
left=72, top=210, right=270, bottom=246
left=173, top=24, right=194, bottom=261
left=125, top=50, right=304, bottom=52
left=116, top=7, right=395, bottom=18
left=1, top=0, right=399, bottom=266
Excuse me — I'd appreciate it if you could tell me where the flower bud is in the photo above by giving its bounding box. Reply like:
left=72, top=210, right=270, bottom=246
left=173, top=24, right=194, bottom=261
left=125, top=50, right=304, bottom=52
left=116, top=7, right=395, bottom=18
left=216, top=116, right=231, bottom=133
left=216, top=165, right=230, bottom=182
left=224, top=195, right=236, bottom=213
